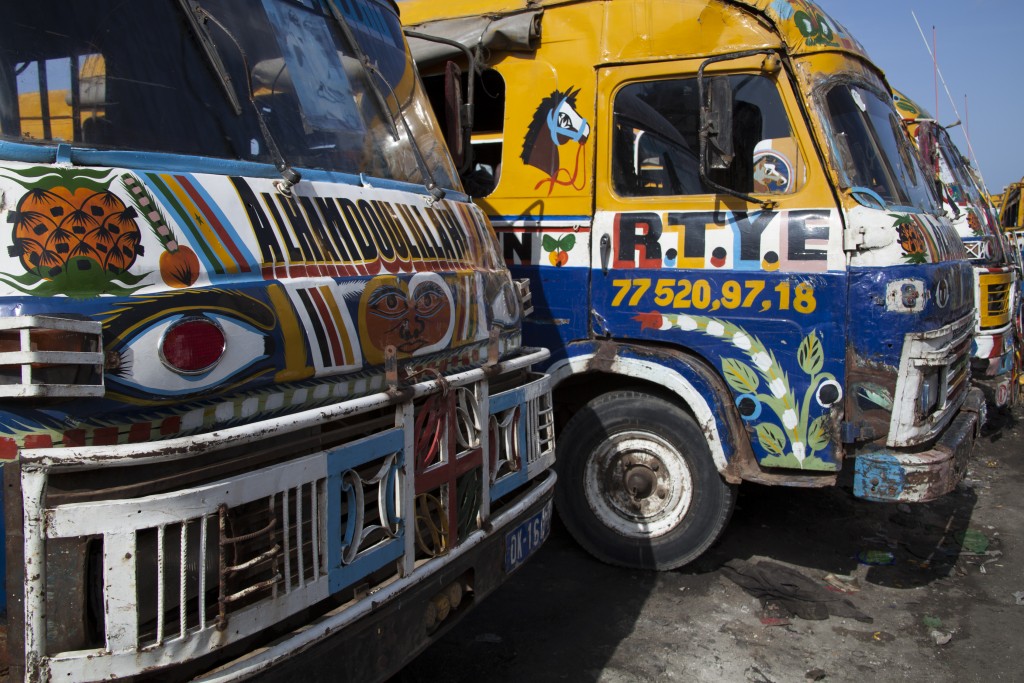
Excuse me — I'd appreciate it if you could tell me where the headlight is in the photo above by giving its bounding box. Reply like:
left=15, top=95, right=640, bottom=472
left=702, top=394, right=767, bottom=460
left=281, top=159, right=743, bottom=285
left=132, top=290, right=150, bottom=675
left=917, top=370, right=940, bottom=418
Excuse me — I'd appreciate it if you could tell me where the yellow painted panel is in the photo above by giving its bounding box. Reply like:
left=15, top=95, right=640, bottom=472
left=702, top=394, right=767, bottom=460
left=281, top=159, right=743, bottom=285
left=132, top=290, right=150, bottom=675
left=978, top=271, right=1014, bottom=328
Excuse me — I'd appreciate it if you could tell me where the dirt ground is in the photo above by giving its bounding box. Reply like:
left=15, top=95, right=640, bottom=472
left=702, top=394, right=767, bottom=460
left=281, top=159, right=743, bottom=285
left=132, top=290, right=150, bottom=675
left=392, top=407, right=1024, bottom=683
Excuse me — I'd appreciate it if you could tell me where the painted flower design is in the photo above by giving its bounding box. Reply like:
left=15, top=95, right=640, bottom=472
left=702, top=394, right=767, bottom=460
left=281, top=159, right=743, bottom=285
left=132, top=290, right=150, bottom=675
left=542, top=234, right=576, bottom=267
left=636, top=311, right=840, bottom=470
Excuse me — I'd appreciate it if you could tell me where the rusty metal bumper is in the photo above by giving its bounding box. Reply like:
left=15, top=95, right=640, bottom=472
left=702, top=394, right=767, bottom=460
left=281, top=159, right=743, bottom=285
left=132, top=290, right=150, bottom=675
left=194, top=472, right=555, bottom=683
left=852, top=388, right=985, bottom=503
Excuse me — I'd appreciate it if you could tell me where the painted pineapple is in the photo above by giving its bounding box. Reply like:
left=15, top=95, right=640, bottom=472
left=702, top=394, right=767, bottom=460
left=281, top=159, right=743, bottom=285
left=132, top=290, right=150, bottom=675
left=11, top=186, right=142, bottom=278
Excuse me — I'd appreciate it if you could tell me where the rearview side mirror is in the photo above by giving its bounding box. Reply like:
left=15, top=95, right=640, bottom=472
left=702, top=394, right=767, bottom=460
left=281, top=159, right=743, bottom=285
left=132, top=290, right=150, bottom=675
left=703, top=76, right=734, bottom=170
left=444, top=61, right=471, bottom=173
left=696, top=50, right=779, bottom=208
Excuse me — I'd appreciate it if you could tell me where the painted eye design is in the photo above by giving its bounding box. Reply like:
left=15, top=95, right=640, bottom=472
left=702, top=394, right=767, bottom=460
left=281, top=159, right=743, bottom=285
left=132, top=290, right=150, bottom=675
left=110, top=313, right=269, bottom=398
left=414, top=282, right=447, bottom=318
left=406, top=273, right=454, bottom=356
left=367, top=285, right=409, bottom=320
left=815, top=379, right=843, bottom=407
left=359, top=273, right=455, bottom=364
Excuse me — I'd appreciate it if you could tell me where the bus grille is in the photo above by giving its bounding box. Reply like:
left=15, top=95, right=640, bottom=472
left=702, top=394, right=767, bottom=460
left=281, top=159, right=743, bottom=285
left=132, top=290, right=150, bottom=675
left=978, top=271, right=1013, bottom=330
left=888, top=313, right=973, bottom=448
left=16, top=359, right=554, bottom=681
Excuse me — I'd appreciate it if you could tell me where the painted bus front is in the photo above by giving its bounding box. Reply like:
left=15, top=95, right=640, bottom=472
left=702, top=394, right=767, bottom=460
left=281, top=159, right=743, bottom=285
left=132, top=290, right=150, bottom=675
left=405, top=0, right=984, bottom=570
left=0, top=1, right=555, bottom=680
left=894, top=89, right=1020, bottom=408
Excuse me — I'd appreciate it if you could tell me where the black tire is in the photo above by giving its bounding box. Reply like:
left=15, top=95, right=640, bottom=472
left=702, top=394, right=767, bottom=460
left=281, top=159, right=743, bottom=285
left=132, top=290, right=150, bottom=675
left=553, top=390, right=736, bottom=570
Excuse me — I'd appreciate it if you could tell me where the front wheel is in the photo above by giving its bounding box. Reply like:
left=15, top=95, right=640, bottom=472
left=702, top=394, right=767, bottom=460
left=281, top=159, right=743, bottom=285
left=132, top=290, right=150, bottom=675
left=554, top=390, right=735, bottom=570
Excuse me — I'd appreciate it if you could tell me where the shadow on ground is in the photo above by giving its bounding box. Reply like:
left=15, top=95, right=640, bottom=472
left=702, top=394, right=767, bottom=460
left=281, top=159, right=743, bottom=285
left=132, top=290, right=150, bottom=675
left=391, top=409, right=1016, bottom=682
left=388, top=513, right=668, bottom=683
left=693, top=478, right=979, bottom=590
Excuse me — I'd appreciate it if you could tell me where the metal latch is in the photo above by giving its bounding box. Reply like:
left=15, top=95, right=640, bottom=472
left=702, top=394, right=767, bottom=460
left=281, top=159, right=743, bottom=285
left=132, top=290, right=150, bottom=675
left=600, top=233, right=611, bottom=275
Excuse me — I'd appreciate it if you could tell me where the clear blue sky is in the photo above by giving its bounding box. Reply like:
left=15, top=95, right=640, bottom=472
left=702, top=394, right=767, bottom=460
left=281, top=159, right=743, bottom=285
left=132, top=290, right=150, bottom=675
left=817, top=0, right=1022, bottom=196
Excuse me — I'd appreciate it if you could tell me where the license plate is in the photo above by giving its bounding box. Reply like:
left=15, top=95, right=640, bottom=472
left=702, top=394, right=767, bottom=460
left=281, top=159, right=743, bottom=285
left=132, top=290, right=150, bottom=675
left=504, top=500, right=552, bottom=573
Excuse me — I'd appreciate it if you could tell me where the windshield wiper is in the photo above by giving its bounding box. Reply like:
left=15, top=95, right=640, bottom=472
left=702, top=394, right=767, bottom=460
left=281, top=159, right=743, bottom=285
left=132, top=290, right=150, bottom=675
left=177, top=0, right=301, bottom=193
left=325, top=3, right=399, bottom=143
left=177, top=0, right=241, bottom=116
left=326, top=3, right=445, bottom=200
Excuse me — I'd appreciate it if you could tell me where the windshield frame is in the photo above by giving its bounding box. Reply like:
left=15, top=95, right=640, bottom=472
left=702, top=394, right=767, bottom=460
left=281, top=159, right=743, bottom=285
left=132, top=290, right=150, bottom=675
left=817, top=77, right=939, bottom=214
left=920, top=120, right=1010, bottom=259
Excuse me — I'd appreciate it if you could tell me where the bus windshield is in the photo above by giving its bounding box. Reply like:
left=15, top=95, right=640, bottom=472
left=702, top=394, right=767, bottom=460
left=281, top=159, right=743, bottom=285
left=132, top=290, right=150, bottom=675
left=823, top=82, right=937, bottom=212
left=0, top=0, right=456, bottom=186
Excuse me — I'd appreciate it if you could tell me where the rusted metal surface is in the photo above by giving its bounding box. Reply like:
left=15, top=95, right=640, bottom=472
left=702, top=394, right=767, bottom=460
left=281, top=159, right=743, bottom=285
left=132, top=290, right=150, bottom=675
left=0, top=316, right=104, bottom=398
left=217, top=503, right=282, bottom=631
left=853, top=388, right=983, bottom=502
left=8, top=351, right=555, bottom=681
left=3, top=463, right=25, bottom=683
left=844, top=339, right=900, bottom=446
left=586, top=340, right=620, bottom=375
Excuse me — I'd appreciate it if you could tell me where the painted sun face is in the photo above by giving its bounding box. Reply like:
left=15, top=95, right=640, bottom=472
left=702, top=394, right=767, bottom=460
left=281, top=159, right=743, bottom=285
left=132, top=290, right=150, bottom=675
left=359, top=273, right=454, bottom=365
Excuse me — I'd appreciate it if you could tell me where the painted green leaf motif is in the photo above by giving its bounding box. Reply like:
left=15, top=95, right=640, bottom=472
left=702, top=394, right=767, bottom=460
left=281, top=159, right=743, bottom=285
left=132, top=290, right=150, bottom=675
left=760, top=453, right=803, bottom=469
left=808, top=415, right=830, bottom=451
left=542, top=235, right=558, bottom=252
left=0, top=270, right=147, bottom=298
left=723, top=358, right=760, bottom=393
left=760, top=395, right=789, bottom=417
left=0, top=166, right=116, bottom=192
left=799, top=455, right=838, bottom=472
left=559, top=234, right=576, bottom=251
left=857, top=384, right=893, bottom=410
left=756, top=423, right=787, bottom=455
left=798, top=332, right=824, bottom=375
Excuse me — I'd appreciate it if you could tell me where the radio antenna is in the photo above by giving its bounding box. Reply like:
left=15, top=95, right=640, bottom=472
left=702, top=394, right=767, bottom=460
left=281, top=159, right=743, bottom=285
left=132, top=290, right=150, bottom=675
left=911, top=11, right=989, bottom=194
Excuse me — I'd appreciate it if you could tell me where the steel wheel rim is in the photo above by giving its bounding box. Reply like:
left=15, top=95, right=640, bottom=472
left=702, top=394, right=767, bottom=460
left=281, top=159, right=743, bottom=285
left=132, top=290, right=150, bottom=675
left=582, top=429, right=694, bottom=538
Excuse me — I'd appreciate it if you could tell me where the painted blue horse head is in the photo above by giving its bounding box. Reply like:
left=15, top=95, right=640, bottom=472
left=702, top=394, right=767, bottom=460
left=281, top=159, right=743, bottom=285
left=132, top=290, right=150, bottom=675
left=521, top=87, right=590, bottom=179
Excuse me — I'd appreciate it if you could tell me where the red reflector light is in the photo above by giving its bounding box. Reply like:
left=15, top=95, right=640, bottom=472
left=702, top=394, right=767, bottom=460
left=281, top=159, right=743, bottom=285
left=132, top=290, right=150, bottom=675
left=160, top=318, right=225, bottom=374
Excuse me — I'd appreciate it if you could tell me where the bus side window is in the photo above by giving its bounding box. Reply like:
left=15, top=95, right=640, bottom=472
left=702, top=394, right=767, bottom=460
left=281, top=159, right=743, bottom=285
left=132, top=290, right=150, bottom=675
left=423, top=67, right=505, bottom=197
left=612, top=74, right=798, bottom=198
left=612, top=83, right=701, bottom=197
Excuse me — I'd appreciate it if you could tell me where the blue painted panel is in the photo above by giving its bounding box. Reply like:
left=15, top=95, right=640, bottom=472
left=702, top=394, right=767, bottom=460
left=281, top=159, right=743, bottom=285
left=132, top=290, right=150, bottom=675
left=589, top=268, right=847, bottom=471
left=853, top=453, right=905, bottom=501
left=489, top=461, right=528, bottom=500
left=489, top=389, right=529, bottom=500
left=846, top=262, right=974, bottom=367
left=489, top=386, right=526, bottom=413
left=511, top=264, right=592, bottom=359
left=326, top=429, right=405, bottom=595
